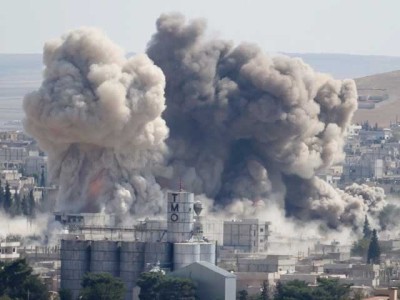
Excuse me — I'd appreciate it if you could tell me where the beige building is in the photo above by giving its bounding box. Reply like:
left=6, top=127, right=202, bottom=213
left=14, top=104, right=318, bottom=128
left=223, top=219, right=270, bottom=253
left=0, top=241, right=20, bottom=262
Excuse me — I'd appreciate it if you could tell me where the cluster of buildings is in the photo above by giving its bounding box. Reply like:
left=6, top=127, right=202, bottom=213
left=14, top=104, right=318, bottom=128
left=4, top=222, right=400, bottom=300
left=318, top=123, right=400, bottom=195
left=2, top=124, right=400, bottom=299
left=3, top=192, right=399, bottom=300
left=0, top=129, right=56, bottom=204
left=53, top=201, right=400, bottom=300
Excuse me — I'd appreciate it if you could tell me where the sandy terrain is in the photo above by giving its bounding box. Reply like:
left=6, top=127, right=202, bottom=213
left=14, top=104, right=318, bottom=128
left=353, top=70, right=400, bottom=126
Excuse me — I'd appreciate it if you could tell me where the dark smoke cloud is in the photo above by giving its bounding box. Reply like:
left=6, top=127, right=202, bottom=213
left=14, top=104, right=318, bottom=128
left=379, top=204, right=400, bottom=231
left=23, top=28, right=168, bottom=218
left=147, top=13, right=359, bottom=228
left=285, top=178, right=386, bottom=228
left=23, top=14, right=382, bottom=230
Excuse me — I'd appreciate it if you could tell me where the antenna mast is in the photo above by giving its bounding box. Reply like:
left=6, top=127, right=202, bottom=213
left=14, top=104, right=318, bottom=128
left=179, top=178, right=183, bottom=191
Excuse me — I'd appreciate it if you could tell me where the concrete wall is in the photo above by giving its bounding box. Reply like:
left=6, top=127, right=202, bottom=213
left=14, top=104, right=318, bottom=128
left=61, top=240, right=172, bottom=300
left=199, top=243, right=216, bottom=265
left=236, top=272, right=279, bottom=296
left=280, top=273, right=318, bottom=284
left=0, top=241, right=20, bottom=262
left=144, top=242, right=172, bottom=269
left=238, top=255, right=295, bottom=273
left=340, top=277, right=379, bottom=288
left=167, top=191, right=194, bottom=243
left=120, top=242, right=146, bottom=299
left=202, top=218, right=224, bottom=244
left=61, top=240, right=90, bottom=300
left=223, top=219, right=269, bottom=253
left=55, top=212, right=115, bottom=228
left=323, top=263, right=352, bottom=275
left=173, top=243, right=200, bottom=270
left=173, top=242, right=216, bottom=270
left=171, top=261, right=236, bottom=300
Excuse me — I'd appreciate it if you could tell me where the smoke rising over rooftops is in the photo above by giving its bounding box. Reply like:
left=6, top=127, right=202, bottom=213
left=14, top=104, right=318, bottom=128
left=147, top=13, right=371, bottom=228
left=23, top=28, right=169, bottom=217
left=22, top=13, right=390, bottom=230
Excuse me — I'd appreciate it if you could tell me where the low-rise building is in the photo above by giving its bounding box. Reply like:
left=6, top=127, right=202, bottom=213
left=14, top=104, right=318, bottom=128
left=236, top=272, right=278, bottom=296
left=279, top=273, right=319, bottom=284
left=323, top=263, right=381, bottom=288
left=237, top=254, right=296, bottom=273
left=170, top=261, right=236, bottom=300
left=0, top=241, right=20, bottom=262
left=54, top=212, right=116, bottom=229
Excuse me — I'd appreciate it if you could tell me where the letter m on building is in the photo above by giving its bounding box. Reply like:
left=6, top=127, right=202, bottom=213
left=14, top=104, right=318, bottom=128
left=171, top=203, right=179, bottom=212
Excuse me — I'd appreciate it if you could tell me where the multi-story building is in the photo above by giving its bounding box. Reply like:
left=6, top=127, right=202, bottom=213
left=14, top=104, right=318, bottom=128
left=24, top=154, right=47, bottom=177
left=0, top=241, right=20, bottom=262
left=0, top=146, right=27, bottom=161
left=223, top=219, right=270, bottom=253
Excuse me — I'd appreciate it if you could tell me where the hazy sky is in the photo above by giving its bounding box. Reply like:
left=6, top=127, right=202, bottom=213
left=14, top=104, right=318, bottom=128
left=1, top=0, right=400, bottom=56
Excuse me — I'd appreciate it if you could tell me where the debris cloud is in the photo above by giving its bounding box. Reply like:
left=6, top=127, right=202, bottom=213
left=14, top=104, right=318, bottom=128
left=23, top=28, right=168, bottom=218
left=147, top=13, right=358, bottom=228
left=24, top=15, right=388, bottom=231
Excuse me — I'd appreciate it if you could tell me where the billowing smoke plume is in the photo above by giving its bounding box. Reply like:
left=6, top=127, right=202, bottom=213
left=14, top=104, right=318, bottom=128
left=286, top=178, right=387, bottom=228
left=23, top=14, right=387, bottom=230
left=379, top=203, right=400, bottom=231
left=23, top=28, right=168, bottom=217
left=147, top=13, right=359, bottom=228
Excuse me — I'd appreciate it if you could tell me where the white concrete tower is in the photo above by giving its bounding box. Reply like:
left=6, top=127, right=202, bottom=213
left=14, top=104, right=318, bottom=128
left=167, top=190, right=194, bottom=243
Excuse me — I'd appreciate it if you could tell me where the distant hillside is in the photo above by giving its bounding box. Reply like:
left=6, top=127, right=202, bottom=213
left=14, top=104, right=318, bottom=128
left=0, top=54, right=42, bottom=74
left=286, top=53, right=400, bottom=79
left=0, top=54, right=42, bottom=123
left=353, top=70, right=400, bottom=127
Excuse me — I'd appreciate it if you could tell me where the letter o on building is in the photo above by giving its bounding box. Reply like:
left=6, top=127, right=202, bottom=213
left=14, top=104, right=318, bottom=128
left=170, top=213, right=179, bottom=222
